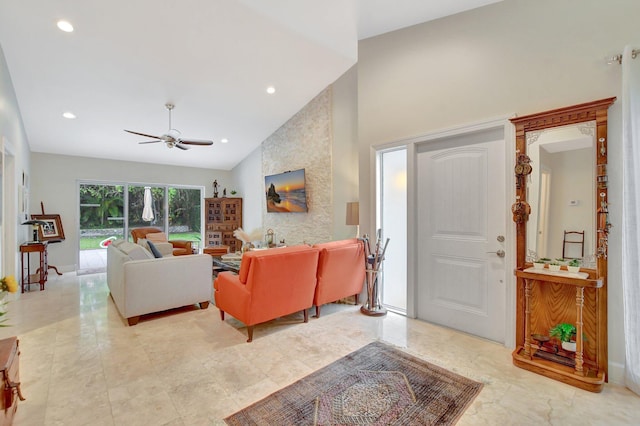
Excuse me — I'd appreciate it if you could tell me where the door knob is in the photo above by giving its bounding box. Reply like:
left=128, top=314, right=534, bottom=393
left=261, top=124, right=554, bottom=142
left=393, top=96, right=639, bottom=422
left=487, top=249, right=506, bottom=258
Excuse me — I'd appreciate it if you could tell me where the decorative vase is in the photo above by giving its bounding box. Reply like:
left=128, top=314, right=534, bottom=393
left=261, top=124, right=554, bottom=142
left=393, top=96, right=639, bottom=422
left=562, top=341, right=576, bottom=352
left=533, top=262, right=545, bottom=269
left=567, top=266, right=580, bottom=273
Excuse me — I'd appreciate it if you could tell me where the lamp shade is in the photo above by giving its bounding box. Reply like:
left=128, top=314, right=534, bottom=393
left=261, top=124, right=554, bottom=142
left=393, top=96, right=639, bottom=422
left=346, top=202, right=359, bottom=226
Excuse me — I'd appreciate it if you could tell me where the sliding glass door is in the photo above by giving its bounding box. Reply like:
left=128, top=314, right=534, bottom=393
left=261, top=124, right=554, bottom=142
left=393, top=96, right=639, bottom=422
left=78, top=183, right=125, bottom=274
left=78, top=182, right=203, bottom=274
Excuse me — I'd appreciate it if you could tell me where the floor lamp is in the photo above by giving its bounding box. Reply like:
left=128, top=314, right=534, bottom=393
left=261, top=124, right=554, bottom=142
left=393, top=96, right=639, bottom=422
left=346, top=202, right=359, bottom=238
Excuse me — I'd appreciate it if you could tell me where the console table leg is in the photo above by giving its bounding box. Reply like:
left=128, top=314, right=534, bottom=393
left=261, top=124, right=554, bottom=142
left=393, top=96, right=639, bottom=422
left=575, top=287, right=585, bottom=374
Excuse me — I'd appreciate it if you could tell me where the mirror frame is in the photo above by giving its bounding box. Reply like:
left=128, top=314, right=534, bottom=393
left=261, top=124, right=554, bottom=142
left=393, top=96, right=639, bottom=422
left=510, top=97, right=616, bottom=279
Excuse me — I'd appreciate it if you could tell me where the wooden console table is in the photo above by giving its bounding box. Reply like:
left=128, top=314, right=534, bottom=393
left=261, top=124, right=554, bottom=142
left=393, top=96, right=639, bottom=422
left=20, top=242, right=48, bottom=292
left=513, top=267, right=605, bottom=392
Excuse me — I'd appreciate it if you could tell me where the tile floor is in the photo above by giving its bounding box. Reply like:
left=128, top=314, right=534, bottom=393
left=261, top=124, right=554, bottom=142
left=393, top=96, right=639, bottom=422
left=2, top=272, right=639, bottom=425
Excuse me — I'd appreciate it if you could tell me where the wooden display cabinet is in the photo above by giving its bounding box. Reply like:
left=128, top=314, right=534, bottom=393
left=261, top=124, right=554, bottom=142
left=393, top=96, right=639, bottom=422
left=510, top=98, right=615, bottom=392
left=204, top=197, right=242, bottom=253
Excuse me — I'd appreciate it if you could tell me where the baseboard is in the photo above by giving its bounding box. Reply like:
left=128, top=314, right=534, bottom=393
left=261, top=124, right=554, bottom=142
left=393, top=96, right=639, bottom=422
left=608, top=361, right=625, bottom=385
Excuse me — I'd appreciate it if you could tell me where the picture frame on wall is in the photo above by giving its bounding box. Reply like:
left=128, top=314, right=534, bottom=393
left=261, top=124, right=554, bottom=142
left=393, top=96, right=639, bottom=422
left=30, top=214, right=65, bottom=242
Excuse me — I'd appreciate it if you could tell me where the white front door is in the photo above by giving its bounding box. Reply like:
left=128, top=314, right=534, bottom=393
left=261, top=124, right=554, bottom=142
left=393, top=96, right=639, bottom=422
left=416, top=129, right=506, bottom=343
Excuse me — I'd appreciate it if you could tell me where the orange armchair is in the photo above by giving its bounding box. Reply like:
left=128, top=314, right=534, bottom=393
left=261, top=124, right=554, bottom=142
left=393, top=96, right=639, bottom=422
left=214, top=245, right=320, bottom=342
left=130, top=227, right=193, bottom=256
left=312, top=238, right=365, bottom=317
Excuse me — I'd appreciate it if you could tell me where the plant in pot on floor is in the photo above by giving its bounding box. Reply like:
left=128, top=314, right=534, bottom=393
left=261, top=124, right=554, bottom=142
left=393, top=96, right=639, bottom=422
left=549, top=323, right=576, bottom=352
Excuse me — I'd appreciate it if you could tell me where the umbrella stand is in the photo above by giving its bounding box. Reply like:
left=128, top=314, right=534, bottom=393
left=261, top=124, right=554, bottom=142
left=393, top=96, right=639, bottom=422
left=359, top=232, right=389, bottom=316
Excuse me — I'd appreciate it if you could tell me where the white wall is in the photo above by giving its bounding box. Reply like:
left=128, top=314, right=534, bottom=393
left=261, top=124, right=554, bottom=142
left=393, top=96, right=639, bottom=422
left=232, top=146, right=263, bottom=233
left=331, top=65, right=359, bottom=240
left=30, top=153, right=231, bottom=270
left=357, top=0, right=639, bottom=383
left=0, top=43, right=31, bottom=279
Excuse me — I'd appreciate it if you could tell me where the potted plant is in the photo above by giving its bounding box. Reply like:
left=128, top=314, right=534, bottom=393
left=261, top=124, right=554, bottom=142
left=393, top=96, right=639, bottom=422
left=567, top=259, right=581, bottom=273
left=548, top=260, right=561, bottom=271
left=533, top=258, right=546, bottom=269
left=549, top=323, right=576, bottom=352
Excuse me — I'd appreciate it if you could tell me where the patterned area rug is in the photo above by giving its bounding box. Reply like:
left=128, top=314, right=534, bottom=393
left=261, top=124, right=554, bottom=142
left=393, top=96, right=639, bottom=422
left=225, top=341, right=483, bottom=425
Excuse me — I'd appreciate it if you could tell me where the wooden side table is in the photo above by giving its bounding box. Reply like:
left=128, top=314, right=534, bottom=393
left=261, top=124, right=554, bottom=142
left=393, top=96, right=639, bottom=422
left=20, top=242, right=48, bottom=293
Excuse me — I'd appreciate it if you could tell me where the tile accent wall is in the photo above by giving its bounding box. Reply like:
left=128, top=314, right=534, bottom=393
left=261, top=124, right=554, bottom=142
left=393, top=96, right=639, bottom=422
left=262, top=87, right=333, bottom=245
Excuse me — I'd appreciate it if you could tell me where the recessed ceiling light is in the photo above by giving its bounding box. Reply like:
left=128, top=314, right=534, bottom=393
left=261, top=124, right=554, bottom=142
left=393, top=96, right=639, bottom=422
left=266, top=86, right=276, bottom=95
left=57, top=20, right=74, bottom=32
left=221, top=138, right=228, bottom=144
left=62, top=112, right=76, bottom=119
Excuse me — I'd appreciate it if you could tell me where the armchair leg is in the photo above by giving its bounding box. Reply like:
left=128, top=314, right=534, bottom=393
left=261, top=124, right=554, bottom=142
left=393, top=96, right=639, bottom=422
left=354, top=294, right=359, bottom=305
left=304, top=309, right=309, bottom=323
left=315, top=305, right=321, bottom=318
left=127, top=316, right=140, bottom=326
left=220, top=310, right=225, bottom=320
left=247, top=326, right=253, bottom=343
left=200, top=301, right=210, bottom=309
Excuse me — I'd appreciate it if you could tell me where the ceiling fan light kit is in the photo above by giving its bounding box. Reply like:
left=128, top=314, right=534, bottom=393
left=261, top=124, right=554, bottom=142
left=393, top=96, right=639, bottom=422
left=125, top=103, right=214, bottom=150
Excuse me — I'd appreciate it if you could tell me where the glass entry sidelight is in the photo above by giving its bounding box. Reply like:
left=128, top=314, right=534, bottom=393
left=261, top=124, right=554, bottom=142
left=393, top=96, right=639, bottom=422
left=78, top=183, right=125, bottom=274
left=378, top=148, right=408, bottom=313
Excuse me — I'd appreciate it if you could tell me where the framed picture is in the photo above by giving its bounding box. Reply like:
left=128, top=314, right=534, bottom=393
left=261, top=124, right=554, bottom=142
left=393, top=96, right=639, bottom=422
left=30, top=214, right=66, bottom=242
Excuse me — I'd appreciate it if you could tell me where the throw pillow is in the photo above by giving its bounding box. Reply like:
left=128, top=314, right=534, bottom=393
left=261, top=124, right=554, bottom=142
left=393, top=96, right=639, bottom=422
left=147, top=240, right=163, bottom=258
left=137, top=238, right=150, bottom=251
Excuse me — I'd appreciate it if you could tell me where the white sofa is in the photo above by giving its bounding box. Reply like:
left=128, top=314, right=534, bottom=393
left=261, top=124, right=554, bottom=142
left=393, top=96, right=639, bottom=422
left=107, top=239, right=212, bottom=325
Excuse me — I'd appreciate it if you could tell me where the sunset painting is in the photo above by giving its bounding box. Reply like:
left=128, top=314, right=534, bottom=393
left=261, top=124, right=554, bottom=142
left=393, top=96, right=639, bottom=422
left=265, top=169, right=308, bottom=213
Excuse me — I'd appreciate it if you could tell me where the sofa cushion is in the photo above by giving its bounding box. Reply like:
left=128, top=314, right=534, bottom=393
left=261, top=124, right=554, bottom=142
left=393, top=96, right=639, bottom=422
left=118, top=241, right=154, bottom=260
left=146, top=232, right=168, bottom=243
left=147, top=241, right=163, bottom=258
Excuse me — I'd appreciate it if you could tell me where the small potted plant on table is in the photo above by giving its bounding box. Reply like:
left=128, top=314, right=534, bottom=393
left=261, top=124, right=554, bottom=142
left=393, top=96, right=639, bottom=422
left=567, top=259, right=581, bottom=273
left=549, top=323, right=576, bottom=352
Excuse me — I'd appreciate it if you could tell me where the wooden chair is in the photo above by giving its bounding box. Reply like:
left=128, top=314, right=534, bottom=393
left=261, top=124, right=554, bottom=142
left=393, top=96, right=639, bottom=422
left=562, top=230, right=585, bottom=259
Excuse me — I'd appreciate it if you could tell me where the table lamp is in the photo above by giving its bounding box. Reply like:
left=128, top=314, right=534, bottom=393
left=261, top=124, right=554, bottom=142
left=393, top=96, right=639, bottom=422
left=22, top=220, right=48, bottom=243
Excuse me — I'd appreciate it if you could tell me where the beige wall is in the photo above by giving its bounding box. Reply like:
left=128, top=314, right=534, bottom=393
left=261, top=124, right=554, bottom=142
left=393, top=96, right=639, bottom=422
left=357, top=0, right=638, bottom=383
left=30, top=153, right=231, bottom=271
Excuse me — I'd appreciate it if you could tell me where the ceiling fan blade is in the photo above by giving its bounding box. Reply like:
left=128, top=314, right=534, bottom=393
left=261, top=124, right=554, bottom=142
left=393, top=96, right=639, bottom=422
left=125, top=129, right=162, bottom=139
left=178, top=138, right=214, bottom=146
left=138, top=140, right=162, bottom=144
left=176, top=143, right=190, bottom=150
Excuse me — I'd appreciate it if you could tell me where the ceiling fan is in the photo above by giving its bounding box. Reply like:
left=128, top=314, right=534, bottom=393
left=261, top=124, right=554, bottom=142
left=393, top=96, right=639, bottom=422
left=124, top=103, right=214, bottom=150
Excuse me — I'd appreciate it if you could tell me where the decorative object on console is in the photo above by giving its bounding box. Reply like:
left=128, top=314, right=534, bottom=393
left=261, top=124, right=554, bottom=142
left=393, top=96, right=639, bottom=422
left=264, top=168, right=308, bottom=213
left=514, top=152, right=533, bottom=189
left=265, top=228, right=276, bottom=248
left=346, top=202, right=359, bottom=237
left=29, top=214, right=65, bottom=243
left=511, top=197, right=531, bottom=224
left=21, top=219, right=48, bottom=242
left=212, top=180, right=219, bottom=198
left=360, top=230, right=389, bottom=316
left=124, top=103, right=214, bottom=150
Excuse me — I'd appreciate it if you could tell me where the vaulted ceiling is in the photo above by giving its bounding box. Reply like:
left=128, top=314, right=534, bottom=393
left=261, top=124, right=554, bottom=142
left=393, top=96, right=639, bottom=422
left=0, top=0, right=501, bottom=169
